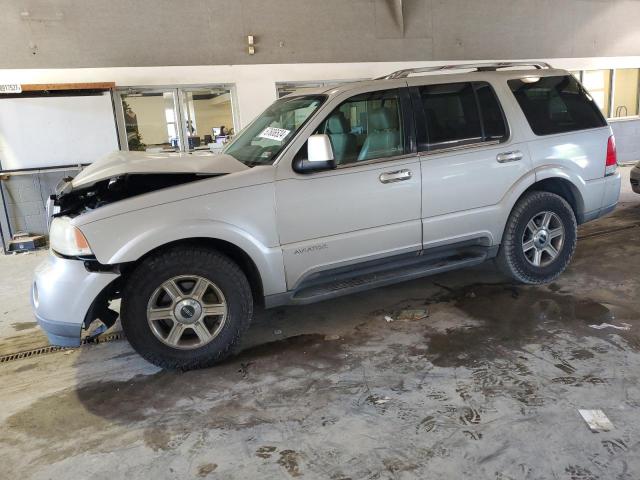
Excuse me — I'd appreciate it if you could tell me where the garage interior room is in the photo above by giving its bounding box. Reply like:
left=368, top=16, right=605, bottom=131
left=2, top=1, right=640, bottom=479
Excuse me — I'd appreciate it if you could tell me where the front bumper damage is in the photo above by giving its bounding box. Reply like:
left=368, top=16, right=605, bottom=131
left=32, top=252, right=120, bottom=347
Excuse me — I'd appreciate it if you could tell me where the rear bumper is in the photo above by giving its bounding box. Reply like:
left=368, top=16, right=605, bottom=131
left=582, top=172, right=621, bottom=223
left=32, top=252, right=119, bottom=347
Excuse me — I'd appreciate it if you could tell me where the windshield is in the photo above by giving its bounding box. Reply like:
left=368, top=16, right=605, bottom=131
left=223, top=95, right=325, bottom=166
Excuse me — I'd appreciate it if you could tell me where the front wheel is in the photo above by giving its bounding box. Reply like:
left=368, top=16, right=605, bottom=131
left=496, top=191, right=577, bottom=284
left=121, top=246, right=253, bottom=369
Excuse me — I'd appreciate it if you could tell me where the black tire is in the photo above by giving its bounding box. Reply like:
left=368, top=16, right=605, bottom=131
left=496, top=191, right=577, bottom=284
left=121, top=246, right=253, bottom=370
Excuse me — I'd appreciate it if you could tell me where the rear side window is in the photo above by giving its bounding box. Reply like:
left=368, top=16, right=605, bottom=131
left=475, top=83, right=507, bottom=140
left=418, top=81, right=508, bottom=151
left=508, top=75, right=607, bottom=135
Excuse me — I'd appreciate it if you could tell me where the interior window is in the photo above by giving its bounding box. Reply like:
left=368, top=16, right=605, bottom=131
left=420, top=82, right=482, bottom=148
left=581, top=70, right=611, bottom=117
left=314, top=89, right=405, bottom=165
left=612, top=68, right=639, bottom=118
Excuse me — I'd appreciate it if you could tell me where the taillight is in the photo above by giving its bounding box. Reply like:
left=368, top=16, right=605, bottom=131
left=605, top=135, right=617, bottom=176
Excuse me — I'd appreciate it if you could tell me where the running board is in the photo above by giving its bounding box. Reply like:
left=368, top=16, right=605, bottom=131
left=270, top=247, right=493, bottom=307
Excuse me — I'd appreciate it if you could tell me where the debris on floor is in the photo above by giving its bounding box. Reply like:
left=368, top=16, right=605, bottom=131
left=579, top=409, right=614, bottom=432
left=84, top=320, right=109, bottom=341
left=396, top=308, right=429, bottom=321
left=324, top=334, right=340, bottom=341
left=367, top=394, right=391, bottom=405
left=384, top=315, right=394, bottom=323
left=273, top=329, right=283, bottom=335
left=588, top=322, right=631, bottom=331
left=7, top=232, right=46, bottom=253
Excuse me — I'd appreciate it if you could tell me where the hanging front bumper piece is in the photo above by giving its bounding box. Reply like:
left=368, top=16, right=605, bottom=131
left=31, top=251, right=120, bottom=347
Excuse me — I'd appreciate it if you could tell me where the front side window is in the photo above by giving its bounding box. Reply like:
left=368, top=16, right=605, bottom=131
left=418, top=81, right=507, bottom=151
left=313, top=89, right=405, bottom=165
left=509, top=75, right=607, bottom=136
left=224, top=95, right=325, bottom=166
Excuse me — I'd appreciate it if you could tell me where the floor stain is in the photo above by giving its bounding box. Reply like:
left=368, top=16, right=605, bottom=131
left=10, top=322, right=38, bottom=332
left=565, top=464, right=599, bottom=480
left=2, top=333, right=349, bottom=453
left=12, top=363, right=36, bottom=373
left=424, top=285, right=634, bottom=368
left=256, top=446, right=277, bottom=459
left=143, top=427, right=173, bottom=451
left=3, top=203, right=640, bottom=479
left=196, top=463, right=218, bottom=477
left=277, top=449, right=302, bottom=477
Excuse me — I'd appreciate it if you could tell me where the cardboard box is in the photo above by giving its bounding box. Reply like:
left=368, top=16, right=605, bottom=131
left=8, top=234, right=46, bottom=252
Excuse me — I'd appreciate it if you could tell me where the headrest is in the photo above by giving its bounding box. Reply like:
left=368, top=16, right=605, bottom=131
left=326, top=112, right=350, bottom=134
left=369, top=108, right=399, bottom=131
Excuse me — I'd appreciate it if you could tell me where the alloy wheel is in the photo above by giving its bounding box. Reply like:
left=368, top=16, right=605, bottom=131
left=146, top=275, right=227, bottom=350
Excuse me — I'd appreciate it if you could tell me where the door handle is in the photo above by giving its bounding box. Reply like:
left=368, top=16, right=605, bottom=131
left=379, top=169, right=412, bottom=184
left=496, top=151, right=524, bottom=163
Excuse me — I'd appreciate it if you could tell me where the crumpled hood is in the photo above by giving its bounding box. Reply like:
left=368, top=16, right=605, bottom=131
left=69, top=150, right=249, bottom=190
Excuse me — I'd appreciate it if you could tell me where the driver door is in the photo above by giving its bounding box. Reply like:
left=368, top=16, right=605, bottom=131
left=274, top=87, right=422, bottom=290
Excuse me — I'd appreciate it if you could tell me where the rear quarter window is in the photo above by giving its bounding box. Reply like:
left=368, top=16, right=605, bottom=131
left=508, top=75, right=607, bottom=136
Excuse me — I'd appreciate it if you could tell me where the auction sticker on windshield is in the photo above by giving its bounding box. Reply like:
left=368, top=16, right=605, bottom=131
left=258, top=127, right=291, bottom=142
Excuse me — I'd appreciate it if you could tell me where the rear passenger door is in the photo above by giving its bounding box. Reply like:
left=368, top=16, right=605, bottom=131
left=410, top=80, right=532, bottom=248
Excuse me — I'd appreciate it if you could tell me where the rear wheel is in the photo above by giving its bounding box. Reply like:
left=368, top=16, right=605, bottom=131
left=497, top=191, right=577, bottom=284
left=121, top=246, right=253, bottom=369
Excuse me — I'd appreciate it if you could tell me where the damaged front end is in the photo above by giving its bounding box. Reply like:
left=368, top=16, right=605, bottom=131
left=49, top=150, right=249, bottom=217
left=36, top=151, right=252, bottom=346
left=52, top=172, right=217, bottom=217
left=46, top=172, right=218, bottom=341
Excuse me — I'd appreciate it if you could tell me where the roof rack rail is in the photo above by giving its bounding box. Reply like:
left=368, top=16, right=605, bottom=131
left=377, top=62, right=553, bottom=80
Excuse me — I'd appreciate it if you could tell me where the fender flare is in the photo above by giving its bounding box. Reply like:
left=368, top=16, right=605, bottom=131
left=534, top=164, right=587, bottom=213
left=492, top=165, right=585, bottom=244
left=104, top=220, right=286, bottom=296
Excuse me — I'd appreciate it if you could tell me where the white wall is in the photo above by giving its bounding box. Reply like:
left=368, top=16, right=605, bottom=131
left=611, top=120, right=640, bottom=164
left=0, top=93, right=119, bottom=170
left=1, top=57, right=640, bottom=163
left=1, top=57, right=639, bottom=129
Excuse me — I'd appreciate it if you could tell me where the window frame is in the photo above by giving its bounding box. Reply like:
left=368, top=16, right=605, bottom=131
left=610, top=68, right=640, bottom=119
left=580, top=69, right=613, bottom=119
left=571, top=68, right=640, bottom=121
left=296, top=87, right=416, bottom=171
left=411, top=81, right=510, bottom=154
left=114, top=83, right=238, bottom=153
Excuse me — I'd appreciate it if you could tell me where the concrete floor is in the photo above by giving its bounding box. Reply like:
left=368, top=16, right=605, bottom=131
left=1, top=166, right=639, bottom=480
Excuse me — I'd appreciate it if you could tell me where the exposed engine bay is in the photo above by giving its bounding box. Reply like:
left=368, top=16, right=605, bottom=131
left=53, top=173, right=219, bottom=217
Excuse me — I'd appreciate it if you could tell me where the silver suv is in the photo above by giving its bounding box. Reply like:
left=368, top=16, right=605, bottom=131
left=32, top=62, right=621, bottom=369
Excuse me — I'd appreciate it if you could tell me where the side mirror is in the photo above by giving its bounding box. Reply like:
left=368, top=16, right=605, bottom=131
left=293, top=134, right=337, bottom=173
